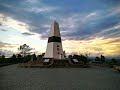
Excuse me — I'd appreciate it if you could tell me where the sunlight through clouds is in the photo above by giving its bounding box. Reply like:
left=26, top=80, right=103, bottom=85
left=0, top=14, right=29, bottom=33
left=0, top=0, right=120, bottom=57
left=63, top=37, right=120, bottom=57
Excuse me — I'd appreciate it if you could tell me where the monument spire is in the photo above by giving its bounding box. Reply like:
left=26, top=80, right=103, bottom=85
left=44, top=21, right=64, bottom=59
left=48, top=20, right=61, bottom=37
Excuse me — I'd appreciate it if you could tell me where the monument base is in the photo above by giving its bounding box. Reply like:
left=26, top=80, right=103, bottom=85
left=18, top=59, right=90, bottom=68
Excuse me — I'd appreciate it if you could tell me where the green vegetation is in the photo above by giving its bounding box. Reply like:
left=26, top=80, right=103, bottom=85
left=68, top=54, right=88, bottom=64
left=0, top=44, right=120, bottom=68
left=0, top=44, right=37, bottom=67
left=0, top=54, right=32, bottom=67
left=18, top=44, right=32, bottom=57
left=109, top=58, right=120, bottom=68
left=95, top=55, right=105, bottom=63
left=92, top=55, right=120, bottom=68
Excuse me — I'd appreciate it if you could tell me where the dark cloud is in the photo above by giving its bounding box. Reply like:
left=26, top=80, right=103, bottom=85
left=0, top=49, right=13, bottom=56
left=21, top=32, right=34, bottom=36
left=0, top=29, right=7, bottom=31
left=60, top=13, right=120, bottom=40
left=0, top=0, right=120, bottom=41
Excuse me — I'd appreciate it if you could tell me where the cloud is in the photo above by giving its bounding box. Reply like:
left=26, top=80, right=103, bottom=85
left=81, top=12, right=97, bottom=22
left=0, top=0, right=120, bottom=57
left=22, top=32, right=34, bottom=36
left=107, top=5, right=120, bottom=17
left=0, top=0, right=100, bottom=41
left=43, top=12, right=98, bottom=40
left=0, top=14, right=40, bottom=37
left=25, top=0, right=39, bottom=4
left=0, top=14, right=29, bottom=33
left=38, top=9, right=119, bottom=41
left=63, top=37, right=120, bottom=56
left=96, top=23, right=120, bottom=38
left=0, top=41, right=17, bottom=48
left=24, top=0, right=58, bottom=14
left=0, top=49, right=13, bottom=57
left=26, top=6, right=57, bottom=13
left=0, top=28, right=7, bottom=31
left=0, top=3, right=14, bottom=9
left=60, top=10, right=120, bottom=40
left=102, top=38, right=120, bottom=45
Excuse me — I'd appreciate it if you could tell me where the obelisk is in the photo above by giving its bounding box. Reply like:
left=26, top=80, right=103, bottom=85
left=44, top=21, right=64, bottom=59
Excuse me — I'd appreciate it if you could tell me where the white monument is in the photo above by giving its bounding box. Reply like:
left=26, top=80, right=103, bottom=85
left=44, top=21, right=64, bottom=59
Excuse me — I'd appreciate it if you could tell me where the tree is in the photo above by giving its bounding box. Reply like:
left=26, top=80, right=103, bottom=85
left=69, top=54, right=88, bottom=64
left=10, top=54, right=17, bottom=63
left=109, top=58, right=117, bottom=68
left=95, top=56, right=100, bottom=61
left=41, top=53, right=45, bottom=58
left=18, top=44, right=32, bottom=57
left=80, top=55, right=87, bottom=64
left=17, top=54, right=23, bottom=63
left=111, top=58, right=117, bottom=64
left=0, top=55, right=5, bottom=64
left=32, top=54, right=37, bottom=61
left=73, top=54, right=79, bottom=59
left=101, top=55, right=105, bottom=63
left=24, top=55, right=31, bottom=62
left=68, top=55, right=73, bottom=60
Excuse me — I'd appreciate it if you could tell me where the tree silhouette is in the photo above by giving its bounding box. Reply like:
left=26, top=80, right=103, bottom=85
left=79, top=55, right=87, bottom=64
left=68, top=54, right=88, bottom=64
left=111, top=58, right=117, bottom=64
left=24, top=55, right=31, bottom=62
left=32, top=54, right=37, bottom=61
left=101, top=55, right=105, bottom=63
left=18, top=44, right=32, bottom=57
left=68, top=55, right=73, bottom=60
left=41, top=53, right=45, bottom=58
left=0, top=55, right=5, bottom=64
left=11, top=54, right=17, bottom=63
left=95, top=56, right=100, bottom=61
left=17, top=54, right=23, bottom=63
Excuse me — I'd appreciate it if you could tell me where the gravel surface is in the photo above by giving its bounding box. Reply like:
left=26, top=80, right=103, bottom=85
left=0, top=64, right=120, bottom=90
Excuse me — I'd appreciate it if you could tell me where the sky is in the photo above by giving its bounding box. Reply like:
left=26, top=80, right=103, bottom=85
left=0, top=0, right=120, bottom=57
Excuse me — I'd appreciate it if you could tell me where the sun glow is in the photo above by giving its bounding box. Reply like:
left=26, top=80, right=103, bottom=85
left=63, top=37, right=120, bottom=57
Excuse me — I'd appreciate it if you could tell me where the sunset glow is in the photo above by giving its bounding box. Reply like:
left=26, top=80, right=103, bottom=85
left=0, top=0, right=120, bottom=57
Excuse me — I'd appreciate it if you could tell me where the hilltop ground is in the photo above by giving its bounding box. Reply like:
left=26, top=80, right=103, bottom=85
left=0, top=64, right=120, bottom=90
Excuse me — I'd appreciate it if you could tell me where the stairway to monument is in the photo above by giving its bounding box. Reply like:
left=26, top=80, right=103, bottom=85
left=52, top=59, right=70, bottom=67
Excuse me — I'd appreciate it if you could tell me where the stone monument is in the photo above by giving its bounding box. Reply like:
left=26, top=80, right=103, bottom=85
left=44, top=21, right=64, bottom=59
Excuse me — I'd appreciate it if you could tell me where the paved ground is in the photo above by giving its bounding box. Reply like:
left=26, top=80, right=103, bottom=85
left=0, top=64, right=120, bottom=90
